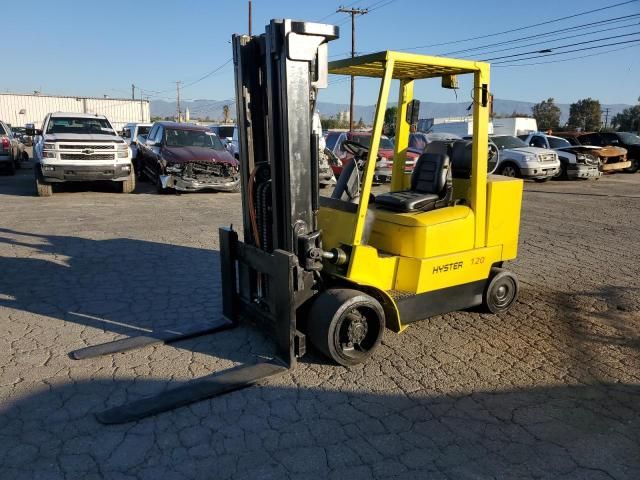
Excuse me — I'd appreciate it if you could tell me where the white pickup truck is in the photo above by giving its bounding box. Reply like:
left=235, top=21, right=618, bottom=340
left=30, top=112, right=134, bottom=197
left=490, top=134, right=560, bottom=182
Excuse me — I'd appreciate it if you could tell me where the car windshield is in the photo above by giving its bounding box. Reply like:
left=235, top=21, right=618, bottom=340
left=164, top=129, right=225, bottom=150
left=137, top=126, right=151, bottom=137
left=351, top=135, right=394, bottom=150
left=617, top=132, right=640, bottom=145
left=548, top=137, right=571, bottom=148
left=325, top=132, right=341, bottom=151
left=46, top=117, right=116, bottom=135
left=491, top=136, right=527, bottom=149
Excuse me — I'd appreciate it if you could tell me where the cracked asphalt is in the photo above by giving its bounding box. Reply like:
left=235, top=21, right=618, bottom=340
left=0, top=163, right=639, bottom=479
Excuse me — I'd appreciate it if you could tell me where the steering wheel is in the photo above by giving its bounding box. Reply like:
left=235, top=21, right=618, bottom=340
left=488, top=140, right=500, bottom=174
left=341, top=140, right=369, bottom=159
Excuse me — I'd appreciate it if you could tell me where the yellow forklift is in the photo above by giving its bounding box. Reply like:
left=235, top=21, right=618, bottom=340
left=72, top=19, right=522, bottom=423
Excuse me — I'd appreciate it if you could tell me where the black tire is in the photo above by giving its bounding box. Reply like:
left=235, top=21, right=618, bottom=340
left=34, top=167, right=52, bottom=197
left=624, top=158, right=639, bottom=173
left=7, top=159, right=16, bottom=175
left=307, top=289, right=385, bottom=367
left=22, top=151, right=29, bottom=162
left=499, top=163, right=520, bottom=178
left=553, top=162, right=568, bottom=180
left=120, top=170, right=136, bottom=193
left=534, top=177, right=551, bottom=183
left=481, top=268, right=519, bottom=314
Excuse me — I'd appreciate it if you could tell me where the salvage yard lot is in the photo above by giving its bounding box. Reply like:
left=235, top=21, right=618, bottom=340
left=1, top=166, right=639, bottom=479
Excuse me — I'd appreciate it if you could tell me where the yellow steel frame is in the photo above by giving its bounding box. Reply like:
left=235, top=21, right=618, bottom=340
left=328, top=50, right=491, bottom=249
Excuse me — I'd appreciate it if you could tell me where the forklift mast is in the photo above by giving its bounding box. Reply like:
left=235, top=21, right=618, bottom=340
left=233, top=20, right=338, bottom=256
left=220, top=20, right=339, bottom=365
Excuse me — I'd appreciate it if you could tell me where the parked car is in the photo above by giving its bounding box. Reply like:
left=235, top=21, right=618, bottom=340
left=312, top=113, right=336, bottom=188
left=325, top=130, right=419, bottom=182
left=121, top=123, right=152, bottom=162
left=30, top=112, right=134, bottom=196
left=576, top=131, right=639, bottom=173
left=209, top=124, right=239, bottom=159
left=138, top=122, right=239, bottom=193
left=0, top=120, right=26, bottom=174
left=488, top=135, right=560, bottom=181
left=518, top=132, right=600, bottom=180
left=555, top=132, right=631, bottom=173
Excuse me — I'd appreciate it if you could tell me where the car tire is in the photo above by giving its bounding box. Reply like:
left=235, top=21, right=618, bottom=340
left=34, top=167, right=52, bottom=197
left=553, top=162, right=568, bottom=180
left=534, top=177, right=551, bottom=183
left=120, top=170, right=136, bottom=193
left=307, top=289, right=385, bottom=367
left=624, top=158, right=639, bottom=173
left=22, top=151, right=29, bottom=162
left=481, top=268, right=519, bottom=314
left=499, top=163, right=520, bottom=178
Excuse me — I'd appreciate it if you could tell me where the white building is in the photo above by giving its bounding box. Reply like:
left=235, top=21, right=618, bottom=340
left=0, top=92, right=150, bottom=131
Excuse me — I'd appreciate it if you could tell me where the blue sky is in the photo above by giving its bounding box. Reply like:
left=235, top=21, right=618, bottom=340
left=3, top=0, right=639, bottom=107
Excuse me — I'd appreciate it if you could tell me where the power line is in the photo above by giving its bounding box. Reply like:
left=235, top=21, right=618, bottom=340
left=485, top=31, right=640, bottom=62
left=492, top=37, right=640, bottom=64
left=395, top=0, right=640, bottom=51
left=493, top=43, right=640, bottom=67
left=181, top=58, right=233, bottom=89
left=440, top=13, right=640, bottom=56
left=470, top=21, right=640, bottom=59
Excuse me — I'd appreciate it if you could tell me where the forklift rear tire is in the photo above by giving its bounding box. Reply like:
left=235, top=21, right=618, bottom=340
left=482, top=268, right=519, bottom=314
left=307, top=289, right=385, bottom=367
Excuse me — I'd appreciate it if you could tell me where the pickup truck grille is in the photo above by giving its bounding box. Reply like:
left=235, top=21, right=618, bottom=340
left=539, top=153, right=557, bottom=162
left=60, top=153, right=115, bottom=160
left=60, top=144, right=114, bottom=150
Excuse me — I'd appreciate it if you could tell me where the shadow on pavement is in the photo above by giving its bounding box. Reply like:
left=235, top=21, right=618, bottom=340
left=0, top=379, right=638, bottom=479
left=0, top=227, right=282, bottom=367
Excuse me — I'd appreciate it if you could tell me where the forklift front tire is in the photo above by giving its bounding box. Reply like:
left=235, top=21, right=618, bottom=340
left=308, top=289, right=385, bottom=367
left=482, top=268, right=519, bottom=314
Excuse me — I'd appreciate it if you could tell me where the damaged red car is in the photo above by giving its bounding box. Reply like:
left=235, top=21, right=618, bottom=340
left=137, top=122, right=240, bottom=193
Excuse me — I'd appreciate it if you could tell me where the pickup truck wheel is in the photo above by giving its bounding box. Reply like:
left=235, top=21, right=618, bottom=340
left=34, top=168, right=52, bottom=197
left=553, top=162, right=568, bottom=180
left=120, top=171, right=136, bottom=193
left=624, top=158, right=639, bottom=173
left=499, top=164, right=520, bottom=178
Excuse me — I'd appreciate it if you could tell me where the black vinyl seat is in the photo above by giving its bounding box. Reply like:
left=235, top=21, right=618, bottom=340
left=375, top=153, right=452, bottom=212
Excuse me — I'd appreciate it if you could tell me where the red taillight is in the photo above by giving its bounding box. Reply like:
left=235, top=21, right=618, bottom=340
left=1, top=137, right=9, bottom=150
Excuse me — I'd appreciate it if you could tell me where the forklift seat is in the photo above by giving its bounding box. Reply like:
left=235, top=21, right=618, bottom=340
left=375, top=153, right=452, bottom=212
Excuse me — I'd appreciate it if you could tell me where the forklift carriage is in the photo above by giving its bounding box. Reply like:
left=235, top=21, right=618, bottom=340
left=70, top=19, right=523, bottom=424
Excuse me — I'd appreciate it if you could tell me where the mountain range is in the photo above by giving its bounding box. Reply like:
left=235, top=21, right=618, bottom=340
left=150, top=98, right=632, bottom=124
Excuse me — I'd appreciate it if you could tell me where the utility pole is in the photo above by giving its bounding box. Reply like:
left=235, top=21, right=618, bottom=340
left=176, top=81, right=182, bottom=122
left=131, top=84, right=135, bottom=101
left=248, top=0, right=252, bottom=36
left=337, top=6, right=368, bottom=132
left=602, top=107, right=610, bottom=129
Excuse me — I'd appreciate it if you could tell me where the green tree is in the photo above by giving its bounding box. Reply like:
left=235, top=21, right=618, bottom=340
left=531, top=98, right=561, bottom=130
left=611, top=97, right=640, bottom=133
left=568, top=98, right=601, bottom=131
left=384, top=106, right=397, bottom=137
left=321, top=115, right=348, bottom=130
